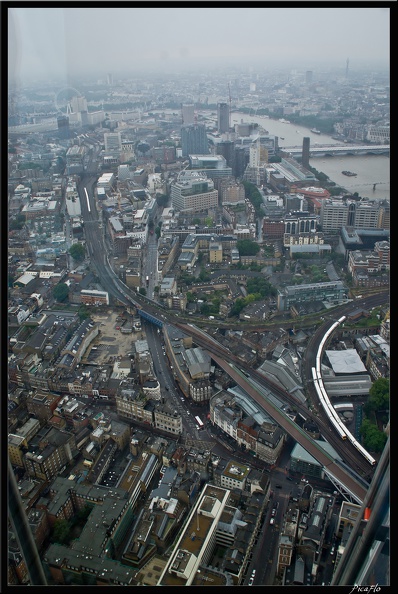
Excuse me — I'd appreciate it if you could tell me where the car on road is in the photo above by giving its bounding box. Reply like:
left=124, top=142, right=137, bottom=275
left=275, top=484, right=282, bottom=489
left=248, top=577, right=254, bottom=586
left=270, top=518, right=275, bottom=525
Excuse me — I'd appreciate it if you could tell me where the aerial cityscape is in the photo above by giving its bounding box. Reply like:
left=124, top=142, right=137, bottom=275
left=7, top=6, right=390, bottom=588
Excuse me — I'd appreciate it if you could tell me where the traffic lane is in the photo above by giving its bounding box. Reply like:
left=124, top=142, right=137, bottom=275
left=252, top=508, right=280, bottom=585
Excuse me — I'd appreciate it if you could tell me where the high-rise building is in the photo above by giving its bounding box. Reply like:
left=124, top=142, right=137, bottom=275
left=217, top=102, right=229, bottom=134
left=70, top=95, right=87, bottom=113
left=306, top=70, right=313, bottom=84
left=57, top=115, right=70, bottom=140
left=181, top=124, right=209, bottom=157
left=216, top=140, right=235, bottom=169
left=171, top=171, right=218, bottom=213
left=320, top=198, right=384, bottom=232
left=104, top=132, right=122, bottom=152
left=249, top=139, right=268, bottom=168
left=181, top=103, right=195, bottom=126
left=234, top=146, right=249, bottom=178
left=188, top=155, right=232, bottom=181
left=302, top=137, right=310, bottom=168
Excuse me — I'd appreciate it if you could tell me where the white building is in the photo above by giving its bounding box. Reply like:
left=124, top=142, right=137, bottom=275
left=171, top=171, right=218, bottom=213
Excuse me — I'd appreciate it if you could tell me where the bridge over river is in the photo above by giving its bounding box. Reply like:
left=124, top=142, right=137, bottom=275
left=283, top=144, right=389, bottom=157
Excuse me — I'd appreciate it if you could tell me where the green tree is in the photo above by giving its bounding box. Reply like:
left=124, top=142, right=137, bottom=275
left=136, top=142, right=150, bottom=156
left=198, top=268, right=211, bottom=282
left=364, top=378, right=389, bottom=414
left=237, top=239, right=260, bottom=257
left=180, top=273, right=194, bottom=286
left=200, top=303, right=212, bottom=316
left=76, top=504, right=92, bottom=522
left=246, top=277, right=276, bottom=298
left=204, top=216, right=213, bottom=227
left=360, top=419, right=387, bottom=453
left=241, top=181, right=264, bottom=215
left=53, top=519, right=71, bottom=545
left=53, top=283, right=69, bottom=302
left=78, top=305, right=90, bottom=321
left=229, top=297, right=246, bottom=317
left=139, top=287, right=147, bottom=296
left=69, top=243, right=85, bottom=262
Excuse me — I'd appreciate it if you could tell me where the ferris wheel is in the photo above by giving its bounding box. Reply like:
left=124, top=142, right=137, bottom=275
left=54, top=86, right=82, bottom=114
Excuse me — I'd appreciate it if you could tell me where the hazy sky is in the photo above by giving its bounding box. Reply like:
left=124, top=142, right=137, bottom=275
left=8, top=6, right=390, bottom=83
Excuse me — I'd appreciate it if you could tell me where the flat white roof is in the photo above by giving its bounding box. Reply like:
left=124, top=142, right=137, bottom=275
left=325, top=349, right=367, bottom=374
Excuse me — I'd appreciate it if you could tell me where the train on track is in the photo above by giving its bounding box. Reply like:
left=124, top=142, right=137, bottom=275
left=313, top=315, right=376, bottom=467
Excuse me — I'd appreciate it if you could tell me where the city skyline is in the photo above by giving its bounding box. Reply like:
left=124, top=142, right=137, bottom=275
left=8, top=6, right=390, bottom=83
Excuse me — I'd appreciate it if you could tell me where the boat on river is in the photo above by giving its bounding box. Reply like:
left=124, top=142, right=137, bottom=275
left=310, top=128, right=321, bottom=134
left=342, top=170, right=357, bottom=177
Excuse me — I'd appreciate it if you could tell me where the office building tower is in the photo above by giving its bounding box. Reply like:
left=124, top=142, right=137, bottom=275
left=302, top=137, right=310, bottom=168
left=321, top=198, right=383, bottom=232
left=57, top=115, right=70, bottom=140
left=217, top=102, right=229, bottom=134
left=107, top=72, right=113, bottom=86
left=306, top=70, right=313, bottom=84
left=80, top=111, right=88, bottom=127
left=216, top=140, right=235, bottom=169
left=249, top=139, right=268, bottom=168
left=188, top=155, right=232, bottom=181
left=181, top=103, right=195, bottom=126
left=181, top=124, right=209, bottom=158
left=171, top=171, right=218, bottom=213
left=104, top=132, right=122, bottom=152
left=234, top=146, right=249, bottom=178
left=70, top=95, right=87, bottom=113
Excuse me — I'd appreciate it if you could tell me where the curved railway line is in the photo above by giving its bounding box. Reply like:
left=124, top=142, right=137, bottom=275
left=174, top=323, right=376, bottom=484
left=78, top=173, right=387, bottom=503
left=209, top=353, right=367, bottom=504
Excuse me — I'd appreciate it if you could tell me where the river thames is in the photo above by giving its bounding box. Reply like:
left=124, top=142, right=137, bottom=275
left=231, top=112, right=390, bottom=201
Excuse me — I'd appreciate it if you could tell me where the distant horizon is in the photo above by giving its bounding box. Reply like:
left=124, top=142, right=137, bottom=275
left=8, top=60, right=390, bottom=91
